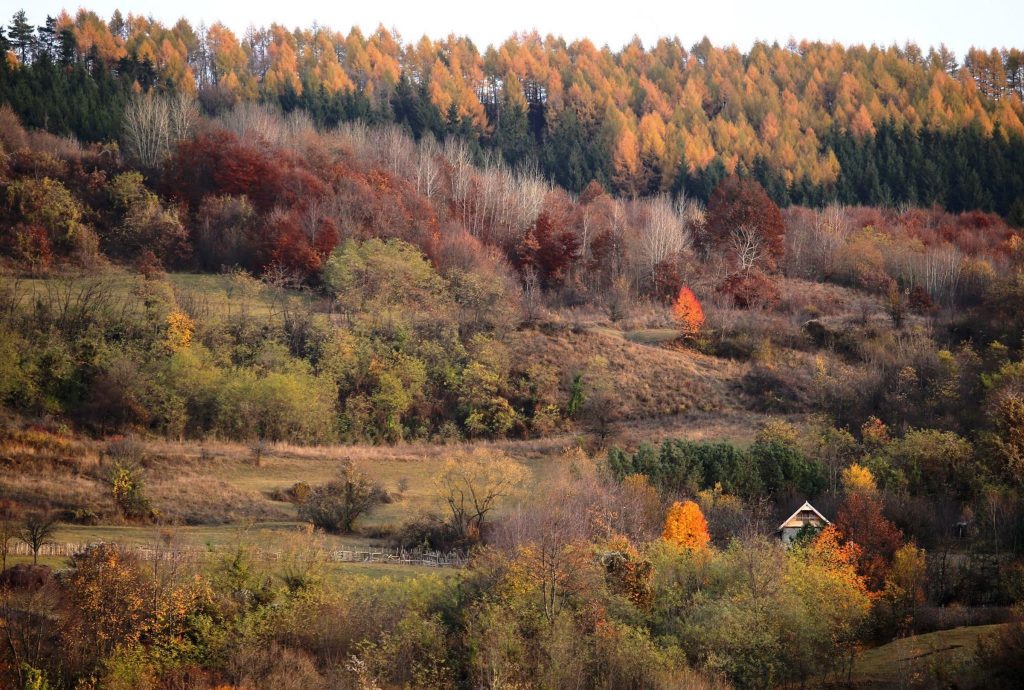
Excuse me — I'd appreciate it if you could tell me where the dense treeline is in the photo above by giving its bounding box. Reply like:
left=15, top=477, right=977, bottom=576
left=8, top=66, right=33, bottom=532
left=2, top=9, right=1024, bottom=216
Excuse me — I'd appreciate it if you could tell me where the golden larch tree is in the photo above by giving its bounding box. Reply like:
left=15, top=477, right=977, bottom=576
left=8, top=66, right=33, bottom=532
left=662, top=500, right=710, bottom=551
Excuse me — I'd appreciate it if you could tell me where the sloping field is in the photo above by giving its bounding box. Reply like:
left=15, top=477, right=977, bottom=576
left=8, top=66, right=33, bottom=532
left=509, top=326, right=744, bottom=419
left=848, top=624, right=1008, bottom=687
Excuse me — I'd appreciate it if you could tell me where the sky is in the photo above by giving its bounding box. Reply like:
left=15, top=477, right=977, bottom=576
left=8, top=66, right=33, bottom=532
left=6, top=0, right=1022, bottom=58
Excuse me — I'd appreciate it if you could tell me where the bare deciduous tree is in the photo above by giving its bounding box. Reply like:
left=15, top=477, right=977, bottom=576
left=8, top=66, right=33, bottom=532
left=729, top=224, right=766, bottom=273
left=379, top=124, right=417, bottom=179
left=521, top=266, right=542, bottom=323
left=784, top=205, right=850, bottom=278
left=415, top=134, right=442, bottom=200
left=635, top=193, right=692, bottom=280
left=444, top=138, right=476, bottom=231
left=122, top=92, right=199, bottom=169
left=18, top=513, right=57, bottom=565
left=815, top=205, right=852, bottom=276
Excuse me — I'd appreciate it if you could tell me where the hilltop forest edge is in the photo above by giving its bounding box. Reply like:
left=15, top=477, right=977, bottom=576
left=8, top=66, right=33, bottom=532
left=2, top=8, right=1024, bottom=216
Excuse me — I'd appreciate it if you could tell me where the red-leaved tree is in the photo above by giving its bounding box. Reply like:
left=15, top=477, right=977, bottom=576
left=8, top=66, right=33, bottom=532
left=517, top=209, right=581, bottom=288
left=705, top=175, right=785, bottom=272
left=834, top=492, right=904, bottom=591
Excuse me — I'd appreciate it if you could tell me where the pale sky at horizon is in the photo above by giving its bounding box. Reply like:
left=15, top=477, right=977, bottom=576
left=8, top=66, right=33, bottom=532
left=3, top=0, right=1021, bottom=58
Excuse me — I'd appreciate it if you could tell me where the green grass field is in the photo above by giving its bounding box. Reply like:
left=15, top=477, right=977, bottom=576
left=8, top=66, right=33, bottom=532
left=7, top=545, right=458, bottom=582
left=849, top=624, right=1008, bottom=686
left=8, top=271, right=311, bottom=320
left=624, top=328, right=679, bottom=345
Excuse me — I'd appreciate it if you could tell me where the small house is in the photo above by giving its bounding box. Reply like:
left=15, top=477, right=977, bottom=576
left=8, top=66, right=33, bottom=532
left=777, top=501, right=829, bottom=545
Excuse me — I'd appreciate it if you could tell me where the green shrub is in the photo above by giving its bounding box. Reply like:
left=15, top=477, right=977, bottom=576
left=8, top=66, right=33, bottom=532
left=880, top=429, right=978, bottom=495
left=748, top=440, right=825, bottom=496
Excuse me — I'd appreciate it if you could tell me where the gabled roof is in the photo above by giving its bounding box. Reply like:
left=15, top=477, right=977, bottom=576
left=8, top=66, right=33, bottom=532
left=777, top=501, right=830, bottom=531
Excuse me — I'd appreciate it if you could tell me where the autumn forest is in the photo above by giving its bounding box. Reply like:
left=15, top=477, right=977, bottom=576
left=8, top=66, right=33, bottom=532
left=1, top=5, right=1024, bottom=690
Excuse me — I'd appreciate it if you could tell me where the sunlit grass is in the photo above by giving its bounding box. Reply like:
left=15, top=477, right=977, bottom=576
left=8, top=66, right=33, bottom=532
left=7, top=270, right=310, bottom=320
left=851, top=624, right=1008, bottom=684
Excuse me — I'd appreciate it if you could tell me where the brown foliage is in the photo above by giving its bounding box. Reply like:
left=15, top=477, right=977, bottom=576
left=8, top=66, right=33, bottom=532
left=4, top=224, right=53, bottom=274
left=706, top=176, right=785, bottom=271
left=516, top=200, right=581, bottom=288
left=0, top=105, right=28, bottom=154
left=834, top=492, right=904, bottom=591
left=653, top=257, right=685, bottom=302
left=717, top=270, right=780, bottom=309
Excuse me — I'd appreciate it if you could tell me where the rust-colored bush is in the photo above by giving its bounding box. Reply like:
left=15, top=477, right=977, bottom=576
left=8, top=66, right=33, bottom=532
left=718, top=270, right=781, bottom=309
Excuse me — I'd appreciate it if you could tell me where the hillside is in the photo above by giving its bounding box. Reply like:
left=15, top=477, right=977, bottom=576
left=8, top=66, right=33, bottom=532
left=2, top=7, right=1024, bottom=690
left=849, top=624, right=1011, bottom=687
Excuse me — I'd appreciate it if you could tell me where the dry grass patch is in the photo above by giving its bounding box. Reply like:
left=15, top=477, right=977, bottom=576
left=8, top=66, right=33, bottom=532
left=509, top=326, right=739, bottom=419
left=139, top=436, right=565, bottom=532
left=0, top=426, right=109, bottom=515
left=776, top=276, right=879, bottom=320
left=612, top=409, right=799, bottom=450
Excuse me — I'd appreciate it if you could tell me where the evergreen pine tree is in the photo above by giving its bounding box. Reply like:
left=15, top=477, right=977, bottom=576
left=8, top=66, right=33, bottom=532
left=8, top=10, right=35, bottom=63
left=494, top=80, right=532, bottom=168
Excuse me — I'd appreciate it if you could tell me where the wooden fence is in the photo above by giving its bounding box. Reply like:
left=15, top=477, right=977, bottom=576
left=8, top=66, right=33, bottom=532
left=7, top=541, right=466, bottom=569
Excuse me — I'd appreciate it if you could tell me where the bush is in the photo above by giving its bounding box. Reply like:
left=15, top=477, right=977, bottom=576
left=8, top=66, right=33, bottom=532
left=214, top=366, right=338, bottom=443
left=717, top=270, right=781, bottom=309
left=298, top=462, right=383, bottom=534
left=879, top=429, right=978, bottom=496
left=287, top=482, right=311, bottom=503
left=393, top=514, right=461, bottom=552
left=110, top=463, right=153, bottom=521
left=4, top=177, right=86, bottom=253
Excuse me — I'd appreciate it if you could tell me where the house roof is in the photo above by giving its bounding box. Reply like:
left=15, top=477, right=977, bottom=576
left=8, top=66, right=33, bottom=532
left=777, top=501, right=830, bottom=531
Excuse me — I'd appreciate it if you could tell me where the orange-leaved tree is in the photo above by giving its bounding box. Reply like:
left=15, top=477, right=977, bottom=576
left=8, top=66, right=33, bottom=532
left=662, top=500, right=710, bottom=551
left=672, top=286, right=705, bottom=338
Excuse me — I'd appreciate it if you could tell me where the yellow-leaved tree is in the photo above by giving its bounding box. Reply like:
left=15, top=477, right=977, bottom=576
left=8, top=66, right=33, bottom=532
left=435, top=449, right=529, bottom=542
left=165, top=310, right=194, bottom=351
left=662, top=500, right=710, bottom=551
left=841, top=463, right=877, bottom=496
